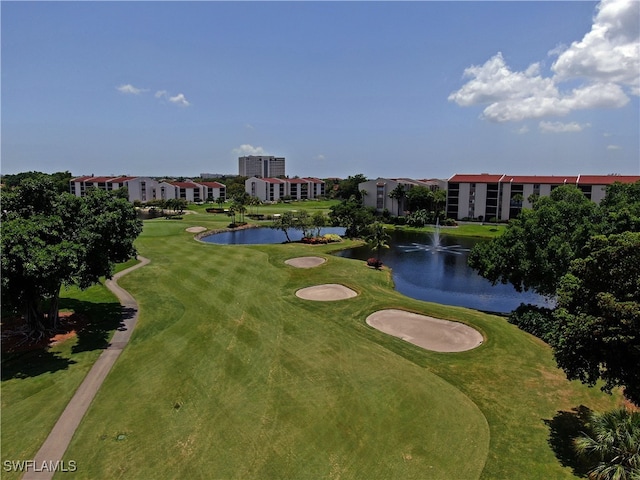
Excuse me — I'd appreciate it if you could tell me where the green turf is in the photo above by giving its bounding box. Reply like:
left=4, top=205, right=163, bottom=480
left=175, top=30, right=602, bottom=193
left=2, top=214, right=622, bottom=479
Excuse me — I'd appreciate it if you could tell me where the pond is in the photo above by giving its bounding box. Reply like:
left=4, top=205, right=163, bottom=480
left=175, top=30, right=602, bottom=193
left=202, top=226, right=550, bottom=314
left=201, top=227, right=346, bottom=245
left=334, top=229, right=551, bottom=314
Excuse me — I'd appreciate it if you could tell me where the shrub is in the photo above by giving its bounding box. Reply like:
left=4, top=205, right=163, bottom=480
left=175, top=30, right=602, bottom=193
left=366, top=257, right=383, bottom=269
left=508, top=304, right=556, bottom=343
left=323, top=233, right=342, bottom=243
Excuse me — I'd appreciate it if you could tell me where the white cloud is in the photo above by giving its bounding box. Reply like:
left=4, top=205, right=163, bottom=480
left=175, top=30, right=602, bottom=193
left=552, top=0, right=639, bottom=92
left=245, top=123, right=255, bottom=130
left=449, top=0, right=639, bottom=122
left=315, top=154, right=326, bottom=161
left=155, top=90, right=191, bottom=107
left=607, top=144, right=622, bottom=150
left=539, top=121, right=591, bottom=133
left=516, top=125, right=530, bottom=134
left=117, top=84, right=147, bottom=95
left=169, top=93, right=190, bottom=107
left=232, top=144, right=268, bottom=155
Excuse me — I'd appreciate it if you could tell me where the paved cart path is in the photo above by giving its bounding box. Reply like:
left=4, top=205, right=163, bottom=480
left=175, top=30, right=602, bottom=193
left=23, top=256, right=150, bottom=480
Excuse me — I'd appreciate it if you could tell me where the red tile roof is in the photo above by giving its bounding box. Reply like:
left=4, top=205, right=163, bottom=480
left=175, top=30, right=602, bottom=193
left=302, top=177, right=325, bottom=184
left=503, top=175, right=579, bottom=184
left=199, top=181, right=225, bottom=188
left=109, top=176, right=136, bottom=183
left=578, top=175, right=640, bottom=185
left=449, top=174, right=505, bottom=183
left=85, top=176, right=117, bottom=183
left=261, top=177, right=286, bottom=183
left=170, top=181, right=201, bottom=188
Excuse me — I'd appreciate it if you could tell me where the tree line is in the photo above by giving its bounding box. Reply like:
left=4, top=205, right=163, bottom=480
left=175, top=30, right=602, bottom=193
left=468, top=182, right=640, bottom=405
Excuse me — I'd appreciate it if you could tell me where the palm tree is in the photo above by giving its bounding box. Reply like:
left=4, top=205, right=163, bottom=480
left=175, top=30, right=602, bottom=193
left=574, top=408, right=640, bottom=480
left=366, top=222, right=390, bottom=269
left=389, top=184, right=406, bottom=217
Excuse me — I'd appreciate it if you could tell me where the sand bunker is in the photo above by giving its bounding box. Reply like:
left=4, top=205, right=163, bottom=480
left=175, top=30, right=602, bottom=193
left=186, top=226, right=208, bottom=233
left=285, top=256, right=327, bottom=268
left=295, top=284, right=358, bottom=301
left=366, top=309, right=483, bottom=352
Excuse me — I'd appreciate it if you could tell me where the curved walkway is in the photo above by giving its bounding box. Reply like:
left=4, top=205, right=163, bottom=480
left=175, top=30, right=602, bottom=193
left=23, top=256, right=149, bottom=480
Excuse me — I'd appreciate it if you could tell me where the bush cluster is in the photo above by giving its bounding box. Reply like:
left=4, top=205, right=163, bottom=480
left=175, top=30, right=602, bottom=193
left=508, top=304, right=556, bottom=343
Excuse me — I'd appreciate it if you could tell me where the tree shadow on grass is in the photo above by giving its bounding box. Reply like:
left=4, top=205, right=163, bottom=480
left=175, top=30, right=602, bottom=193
left=1, top=298, right=123, bottom=381
left=544, top=405, right=593, bottom=478
left=61, top=298, right=123, bottom=353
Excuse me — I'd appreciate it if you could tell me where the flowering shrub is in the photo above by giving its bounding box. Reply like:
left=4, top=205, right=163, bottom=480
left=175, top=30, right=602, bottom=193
left=323, top=234, right=342, bottom=243
left=367, top=258, right=383, bottom=269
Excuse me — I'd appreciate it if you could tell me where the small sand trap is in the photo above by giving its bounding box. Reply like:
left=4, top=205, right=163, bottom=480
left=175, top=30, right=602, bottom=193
left=285, top=256, right=326, bottom=268
left=296, top=284, right=358, bottom=301
left=186, top=226, right=208, bottom=233
left=366, top=309, right=483, bottom=352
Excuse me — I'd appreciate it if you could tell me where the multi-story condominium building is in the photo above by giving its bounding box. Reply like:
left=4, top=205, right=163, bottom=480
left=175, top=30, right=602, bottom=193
left=69, top=176, right=226, bottom=204
left=199, top=181, right=227, bottom=202
left=446, top=173, right=640, bottom=221
left=359, top=178, right=447, bottom=215
left=245, top=177, right=326, bottom=202
left=238, top=156, right=286, bottom=178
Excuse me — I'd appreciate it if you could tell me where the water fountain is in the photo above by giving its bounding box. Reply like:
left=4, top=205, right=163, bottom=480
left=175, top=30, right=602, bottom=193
left=400, top=218, right=469, bottom=255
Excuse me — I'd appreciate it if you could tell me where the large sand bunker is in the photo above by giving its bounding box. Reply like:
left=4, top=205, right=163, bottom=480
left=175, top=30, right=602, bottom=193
left=366, top=309, right=483, bottom=352
left=285, top=256, right=327, bottom=268
left=295, top=284, right=358, bottom=301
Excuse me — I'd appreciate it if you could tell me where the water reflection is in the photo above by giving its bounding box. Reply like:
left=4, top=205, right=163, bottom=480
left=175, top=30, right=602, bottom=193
left=335, top=229, right=550, bottom=314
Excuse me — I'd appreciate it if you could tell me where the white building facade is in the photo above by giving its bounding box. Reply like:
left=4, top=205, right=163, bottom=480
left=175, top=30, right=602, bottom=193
left=446, top=174, right=640, bottom=221
left=359, top=178, right=446, bottom=215
left=69, top=176, right=226, bottom=204
left=245, top=177, right=326, bottom=202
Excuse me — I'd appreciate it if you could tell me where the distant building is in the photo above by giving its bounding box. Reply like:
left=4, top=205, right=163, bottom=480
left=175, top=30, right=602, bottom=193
left=446, top=173, right=640, bottom=221
left=69, top=175, right=226, bottom=204
left=245, top=177, right=325, bottom=202
left=238, top=156, right=285, bottom=178
left=359, top=178, right=446, bottom=214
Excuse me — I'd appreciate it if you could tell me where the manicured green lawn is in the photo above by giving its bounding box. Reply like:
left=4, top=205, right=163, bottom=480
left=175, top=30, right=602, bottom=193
left=2, top=215, right=622, bottom=479
left=1, top=283, right=123, bottom=470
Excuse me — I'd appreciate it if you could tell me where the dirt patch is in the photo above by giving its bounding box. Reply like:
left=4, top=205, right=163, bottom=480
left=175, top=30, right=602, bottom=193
left=1, top=312, right=84, bottom=353
left=366, top=309, right=483, bottom=353
left=295, top=284, right=358, bottom=301
left=285, top=256, right=327, bottom=268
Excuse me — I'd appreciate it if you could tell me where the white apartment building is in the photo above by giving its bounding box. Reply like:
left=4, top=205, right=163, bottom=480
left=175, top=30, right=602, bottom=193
left=245, top=177, right=326, bottom=202
left=359, top=178, right=446, bottom=215
left=446, top=173, right=640, bottom=221
left=238, top=156, right=286, bottom=178
left=69, top=176, right=226, bottom=204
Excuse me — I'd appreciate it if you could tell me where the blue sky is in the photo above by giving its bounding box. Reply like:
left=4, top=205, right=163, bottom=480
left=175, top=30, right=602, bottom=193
left=2, top=1, right=638, bottom=179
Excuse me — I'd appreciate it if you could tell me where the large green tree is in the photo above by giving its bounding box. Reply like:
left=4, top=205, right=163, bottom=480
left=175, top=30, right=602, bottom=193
left=551, top=232, right=640, bottom=404
left=335, top=174, right=368, bottom=201
left=468, top=185, right=599, bottom=297
left=1, top=174, right=142, bottom=336
left=328, top=199, right=375, bottom=238
left=406, top=186, right=434, bottom=213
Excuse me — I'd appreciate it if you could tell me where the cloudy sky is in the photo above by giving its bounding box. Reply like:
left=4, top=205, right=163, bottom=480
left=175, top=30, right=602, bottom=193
left=2, top=0, right=638, bottom=179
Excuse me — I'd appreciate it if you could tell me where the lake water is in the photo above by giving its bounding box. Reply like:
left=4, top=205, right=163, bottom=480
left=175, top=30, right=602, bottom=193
left=203, top=227, right=550, bottom=313
left=334, top=229, right=550, bottom=314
